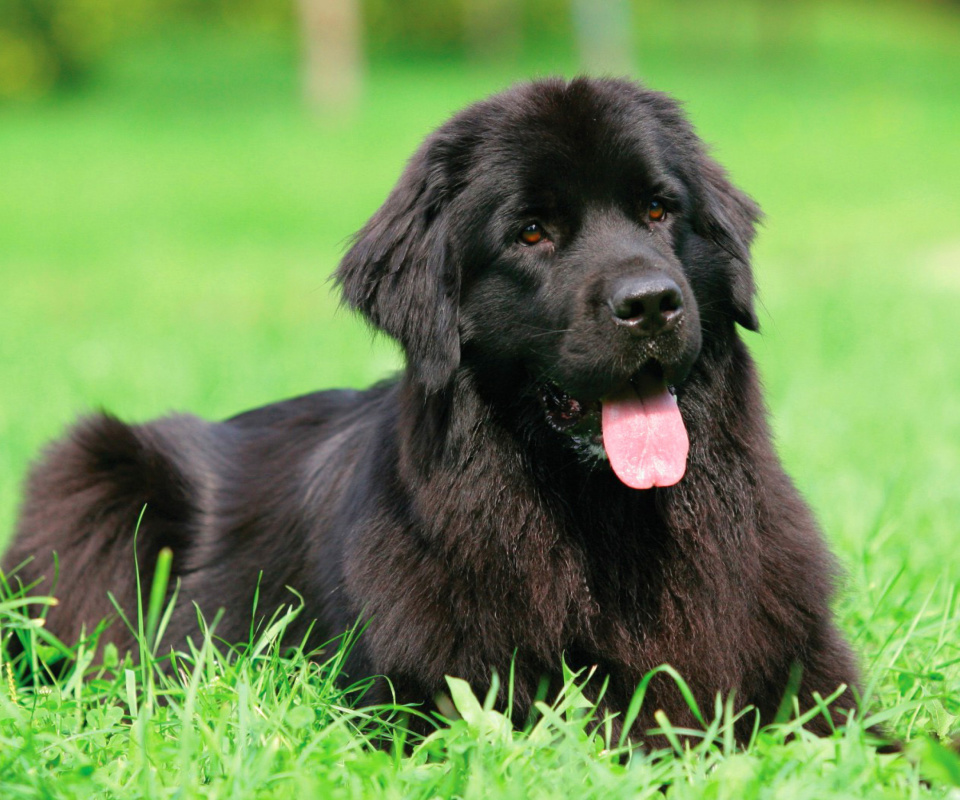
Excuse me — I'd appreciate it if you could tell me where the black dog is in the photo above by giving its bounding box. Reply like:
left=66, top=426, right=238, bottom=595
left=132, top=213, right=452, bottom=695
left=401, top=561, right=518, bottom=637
left=4, top=77, right=868, bottom=744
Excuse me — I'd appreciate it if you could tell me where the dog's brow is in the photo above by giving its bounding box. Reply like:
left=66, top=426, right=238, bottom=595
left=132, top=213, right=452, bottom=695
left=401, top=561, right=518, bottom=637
left=646, top=178, right=686, bottom=204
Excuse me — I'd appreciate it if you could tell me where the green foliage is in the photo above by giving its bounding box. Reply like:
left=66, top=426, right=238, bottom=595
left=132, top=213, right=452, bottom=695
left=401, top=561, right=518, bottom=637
left=0, top=0, right=574, bottom=99
left=151, top=0, right=293, bottom=29
left=362, top=0, right=465, bottom=52
left=0, top=0, right=298, bottom=100
left=362, top=0, right=569, bottom=55
left=0, top=0, right=140, bottom=98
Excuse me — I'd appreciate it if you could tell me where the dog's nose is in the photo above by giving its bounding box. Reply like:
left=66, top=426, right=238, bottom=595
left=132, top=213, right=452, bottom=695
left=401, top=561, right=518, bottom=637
left=608, top=275, right=684, bottom=334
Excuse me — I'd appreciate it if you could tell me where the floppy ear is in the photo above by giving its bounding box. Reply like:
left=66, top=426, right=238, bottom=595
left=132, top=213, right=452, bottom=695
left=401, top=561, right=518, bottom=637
left=693, top=158, right=762, bottom=332
left=335, top=141, right=460, bottom=391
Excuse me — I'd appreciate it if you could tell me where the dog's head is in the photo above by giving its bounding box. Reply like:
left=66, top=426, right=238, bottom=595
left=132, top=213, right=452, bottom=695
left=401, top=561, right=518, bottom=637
left=337, top=78, right=760, bottom=487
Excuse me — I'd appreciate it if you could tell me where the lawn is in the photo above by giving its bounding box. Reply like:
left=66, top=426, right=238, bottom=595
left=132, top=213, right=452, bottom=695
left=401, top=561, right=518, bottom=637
left=1, top=1, right=960, bottom=796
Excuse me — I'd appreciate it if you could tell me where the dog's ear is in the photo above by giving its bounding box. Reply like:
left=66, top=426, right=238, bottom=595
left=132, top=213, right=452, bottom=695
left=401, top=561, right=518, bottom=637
left=336, top=140, right=460, bottom=391
left=693, top=158, right=762, bottom=332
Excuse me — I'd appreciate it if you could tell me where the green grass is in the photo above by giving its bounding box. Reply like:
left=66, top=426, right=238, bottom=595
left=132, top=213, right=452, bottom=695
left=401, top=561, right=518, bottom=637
left=2, top=1, right=960, bottom=795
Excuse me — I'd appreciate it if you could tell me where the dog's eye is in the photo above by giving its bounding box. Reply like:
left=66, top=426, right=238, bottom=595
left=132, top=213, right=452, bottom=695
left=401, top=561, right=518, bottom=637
left=519, top=223, right=547, bottom=246
left=648, top=200, right=667, bottom=222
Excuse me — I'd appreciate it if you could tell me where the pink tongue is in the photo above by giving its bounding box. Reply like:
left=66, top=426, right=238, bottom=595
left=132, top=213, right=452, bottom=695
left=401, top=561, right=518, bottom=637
left=601, top=378, right=689, bottom=489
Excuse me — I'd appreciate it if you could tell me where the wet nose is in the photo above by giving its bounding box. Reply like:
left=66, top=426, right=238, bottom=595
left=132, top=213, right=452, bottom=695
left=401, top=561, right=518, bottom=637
left=607, top=274, right=684, bottom=335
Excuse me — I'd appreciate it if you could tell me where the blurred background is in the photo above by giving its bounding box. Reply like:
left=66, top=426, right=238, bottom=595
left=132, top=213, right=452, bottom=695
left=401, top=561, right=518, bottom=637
left=0, top=0, right=958, bottom=623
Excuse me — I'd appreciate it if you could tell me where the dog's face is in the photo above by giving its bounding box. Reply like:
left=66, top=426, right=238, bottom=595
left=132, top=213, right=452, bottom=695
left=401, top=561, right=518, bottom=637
left=338, top=78, right=760, bottom=487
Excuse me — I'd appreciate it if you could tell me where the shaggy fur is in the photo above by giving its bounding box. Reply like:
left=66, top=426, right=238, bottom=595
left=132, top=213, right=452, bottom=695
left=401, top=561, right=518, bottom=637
left=4, top=78, right=867, bottom=744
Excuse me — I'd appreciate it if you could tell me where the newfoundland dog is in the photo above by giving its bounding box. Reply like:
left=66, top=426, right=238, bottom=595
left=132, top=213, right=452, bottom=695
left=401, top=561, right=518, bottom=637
left=3, top=77, right=869, bottom=744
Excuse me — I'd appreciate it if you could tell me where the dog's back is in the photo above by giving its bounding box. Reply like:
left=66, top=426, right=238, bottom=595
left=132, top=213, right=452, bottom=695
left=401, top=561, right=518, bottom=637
left=3, top=387, right=373, bottom=652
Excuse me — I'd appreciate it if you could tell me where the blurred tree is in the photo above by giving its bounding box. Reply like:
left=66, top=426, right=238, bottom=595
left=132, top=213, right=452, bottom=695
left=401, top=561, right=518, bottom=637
left=0, top=0, right=583, bottom=102
left=296, top=0, right=363, bottom=112
left=0, top=0, right=137, bottom=99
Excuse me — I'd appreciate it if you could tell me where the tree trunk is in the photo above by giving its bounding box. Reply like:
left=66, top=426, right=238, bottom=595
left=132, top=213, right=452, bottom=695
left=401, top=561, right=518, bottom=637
left=297, top=0, right=363, bottom=112
left=571, top=0, right=635, bottom=76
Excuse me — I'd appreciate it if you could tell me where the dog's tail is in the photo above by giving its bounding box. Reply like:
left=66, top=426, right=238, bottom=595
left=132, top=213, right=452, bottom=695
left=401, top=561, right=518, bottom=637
left=2, top=412, right=208, bottom=652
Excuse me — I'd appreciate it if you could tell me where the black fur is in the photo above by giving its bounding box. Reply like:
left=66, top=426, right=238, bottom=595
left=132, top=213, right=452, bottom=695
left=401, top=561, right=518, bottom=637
left=4, top=78, right=868, bottom=745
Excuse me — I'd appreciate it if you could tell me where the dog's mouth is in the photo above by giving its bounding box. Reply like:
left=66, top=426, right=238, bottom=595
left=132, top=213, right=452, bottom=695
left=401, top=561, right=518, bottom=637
left=539, top=363, right=689, bottom=489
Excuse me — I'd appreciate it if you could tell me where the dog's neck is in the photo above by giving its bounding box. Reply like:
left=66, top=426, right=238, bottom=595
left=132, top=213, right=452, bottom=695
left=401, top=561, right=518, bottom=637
left=384, top=335, right=788, bottom=688
left=393, top=333, right=773, bottom=545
